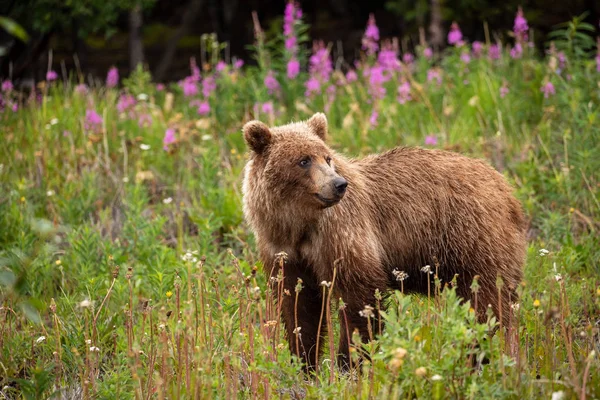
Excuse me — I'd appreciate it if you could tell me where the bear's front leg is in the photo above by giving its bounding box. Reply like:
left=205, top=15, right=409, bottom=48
left=272, top=260, right=328, bottom=372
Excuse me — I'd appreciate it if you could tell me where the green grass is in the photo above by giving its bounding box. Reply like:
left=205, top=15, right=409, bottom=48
left=1, top=41, right=599, bottom=399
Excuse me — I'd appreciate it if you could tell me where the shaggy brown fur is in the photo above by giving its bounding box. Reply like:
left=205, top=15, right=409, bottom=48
left=242, top=113, right=527, bottom=370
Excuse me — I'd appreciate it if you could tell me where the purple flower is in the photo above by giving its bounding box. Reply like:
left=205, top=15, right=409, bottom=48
left=84, top=109, right=103, bottom=133
left=369, top=110, right=378, bottom=128
left=362, top=14, right=379, bottom=56
left=181, top=77, right=198, bottom=97
left=367, top=65, right=387, bottom=101
left=557, top=52, right=566, bottom=70
left=513, top=7, right=529, bottom=41
left=285, top=36, right=297, bottom=51
left=472, top=41, right=483, bottom=57
left=500, top=84, right=509, bottom=98
left=74, top=84, right=88, bottom=95
left=541, top=82, right=555, bottom=98
left=305, top=77, right=321, bottom=97
left=190, top=58, right=201, bottom=82
left=488, top=44, right=501, bottom=60
left=216, top=61, right=227, bottom=73
left=397, top=81, right=411, bottom=104
left=510, top=43, right=523, bottom=59
left=163, top=128, right=176, bottom=150
left=63, top=130, right=71, bottom=137
left=284, top=2, right=297, bottom=36
left=1, top=80, right=13, bottom=93
left=402, top=53, right=414, bottom=65
left=233, top=59, right=244, bottom=70
left=137, top=113, right=152, bottom=128
left=378, top=45, right=400, bottom=73
left=264, top=71, right=280, bottom=95
left=197, top=101, right=210, bottom=115
left=202, top=76, right=217, bottom=98
left=427, top=68, right=442, bottom=86
left=309, top=43, right=332, bottom=82
left=287, top=58, right=300, bottom=79
left=460, top=52, right=471, bottom=64
left=346, top=70, right=358, bottom=83
left=106, top=67, right=119, bottom=88
left=423, top=47, right=433, bottom=59
left=424, top=135, right=437, bottom=146
left=117, top=94, right=136, bottom=114
left=261, top=101, right=274, bottom=114
left=11, top=102, right=18, bottom=112
left=596, top=53, right=600, bottom=73
left=156, top=83, right=166, bottom=91
left=448, top=22, right=463, bottom=46
left=46, top=70, right=58, bottom=82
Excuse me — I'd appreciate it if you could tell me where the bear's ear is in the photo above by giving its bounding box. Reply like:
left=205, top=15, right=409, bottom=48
left=307, top=112, right=328, bottom=141
left=243, top=120, right=272, bottom=154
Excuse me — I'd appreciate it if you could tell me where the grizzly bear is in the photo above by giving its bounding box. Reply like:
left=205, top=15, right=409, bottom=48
left=242, top=113, right=527, bottom=370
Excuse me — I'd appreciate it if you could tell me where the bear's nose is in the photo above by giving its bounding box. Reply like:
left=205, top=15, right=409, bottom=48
left=333, top=177, right=348, bottom=195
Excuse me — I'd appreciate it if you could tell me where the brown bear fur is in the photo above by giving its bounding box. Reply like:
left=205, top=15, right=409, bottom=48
left=242, top=113, right=527, bottom=370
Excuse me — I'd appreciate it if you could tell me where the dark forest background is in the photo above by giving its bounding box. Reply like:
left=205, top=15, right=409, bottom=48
left=1, top=0, right=599, bottom=82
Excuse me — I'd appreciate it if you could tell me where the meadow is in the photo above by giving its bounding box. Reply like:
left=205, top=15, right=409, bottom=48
left=1, top=5, right=599, bottom=399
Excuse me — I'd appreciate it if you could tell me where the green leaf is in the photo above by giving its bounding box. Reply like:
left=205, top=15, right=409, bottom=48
left=0, top=268, right=16, bottom=287
left=19, top=301, right=42, bottom=324
left=0, top=16, right=29, bottom=42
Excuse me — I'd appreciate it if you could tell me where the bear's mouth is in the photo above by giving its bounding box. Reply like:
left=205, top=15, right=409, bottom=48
left=314, top=193, right=341, bottom=207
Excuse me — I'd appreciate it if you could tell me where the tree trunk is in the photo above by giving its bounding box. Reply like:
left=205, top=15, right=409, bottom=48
left=129, top=4, right=144, bottom=72
left=154, top=0, right=205, bottom=81
left=429, top=0, right=443, bottom=50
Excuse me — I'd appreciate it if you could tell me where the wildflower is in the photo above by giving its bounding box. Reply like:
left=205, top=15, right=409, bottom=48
left=283, top=1, right=298, bottom=37
left=89, top=346, right=100, bottom=352
left=79, top=299, right=92, bottom=308
left=551, top=391, right=565, bottom=400
left=510, top=302, right=520, bottom=312
left=117, top=94, right=136, bottom=114
left=84, top=109, right=103, bottom=133
left=166, top=291, right=173, bottom=298
left=233, top=58, right=244, bottom=70
left=539, top=248, right=549, bottom=256
left=163, top=197, right=173, bottom=204
left=533, top=299, right=540, bottom=308
left=500, top=84, right=509, bottom=98
left=285, top=36, right=297, bottom=51
left=137, top=93, right=149, bottom=101
left=427, top=68, right=442, bottom=86
left=431, top=374, right=443, bottom=381
left=320, top=281, right=332, bottom=288
left=202, top=76, right=216, bottom=98
left=156, top=83, right=165, bottom=91
left=513, top=7, right=529, bottom=41
left=47, top=190, right=55, bottom=197
left=367, top=66, right=387, bottom=100
left=554, top=274, right=562, bottom=282
left=197, top=101, right=210, bottom=115
left=46, top=70, right=58, bottom=81
left=1, top=80, right=13, bottom=92
left=287, top=58, right=300, bottom=79
left=261, top=101, right=274, bottom=114
left=472, top=41, right=483, bottom=57
left=309, top=42, right=333, bottom=82
left=137, top=114, right=152, bottom=128
left=359, top=305, right=374, bottom=318
left=541, top=82, right=555, bottom=98
left=415, top=367, right=427, bottom=377
left=36, top=336, right=46, bottom=344
left=50, top=118, right=58, bottom=125
left=397, top=81, right=411, bottom=104
left=423, top=47, right=433, bottom=59
left=557, top=52, right=566, bottom=70
left=362, top=14, right=379, bottom=56
left=402, top=52, right=414, bottom=65
left=421, top=265, right=433, bottom=274
left=305, top=77, right=321, bottom=97
left=181, top=77, right=198, bottom=97
left=139, top=144, right=151, bottom=151
left=163, top=128, right=176, bottom=150
left=215, top=60, right=227, bottom=73
left=369, top=110, right=378, bottom=128
left=264, top=70, right=280, bottom=95
left=510, top=43, right=523, bottom=59
left=106, top=67, right=119, bottom=88
left=293, top=326, right=301, bottom=334
left=460, top=51, right=471, bottom=64
left=346, top=70, right=358, bottom=83
left=424, top=135, right=438, bottom=146
left=392, top=269, right=409, bottom=281
left=488, top=43, right=501, bottom=60
left=189, top=57, right=201, bottom=82
left=74, top=84, right=88, bottom=95
left=378, top=44, right=400, bottom=73
left=447, top=22, right=463, bottom=46
left=63, top=130, right=70, bottom=137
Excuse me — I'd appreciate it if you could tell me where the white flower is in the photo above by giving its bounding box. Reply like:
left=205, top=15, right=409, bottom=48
left=46, top=190, right=55, bottom=197
left=293, top=327, right=302, bottom=334
left=359, top=305, right=374, bottom=318
left=431, top=374, right=443, bottom=381
left=140, top=144, right=151, bottom=150
left=137, top=93, right=149, bottom=101
left=539, top=249, right=549, bottom=256
left=392, top=269, right=409, bottom=281
left=201, top=134, right=212, bottom=141
left=551, top=391, right=565, bottom=400
left=510, top=303, right=520, bottom=312
left=79, top=299, right=92, bottom=308
left=421, top=265, right=433, bottom=274
left=163, top=197, right=173, bottom=204
left=36, top=336, right=46, bottom=344
left=250, top=286, right=261, bottom=295
left=89, top=346, right=100, bottom=352
left=554, top=274, right=562, bottom=282
left=85, top=339, right=92, bottom=345
left=181, top=250, right=199, bottom=263
left=122, top=177, right=129, bottom=183
left=50, top=118, right=59, bottom=125
left=320, top=281, right=331, bottom=288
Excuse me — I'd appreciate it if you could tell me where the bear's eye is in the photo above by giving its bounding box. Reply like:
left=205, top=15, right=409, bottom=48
left=325, top=156, right=332, bottom=165
left=299, top=157, right=311, bottom=168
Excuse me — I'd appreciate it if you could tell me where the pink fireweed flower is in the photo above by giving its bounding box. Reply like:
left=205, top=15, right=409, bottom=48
left=285, top=36, right=297, bottom=51
left=283, top=2, right=297, bottom=36
left=137, top=113, right=152, bottom=128
left=84, top=109, right=103, bottom=132
left=163, top=128, right=176, bottom=150
left=460, top=51, right=471, bottom=64
left=216, top=60, right=227, bottom=73
left=106, top=67, right=119, bottom=88
left=202, top=76, right=217, bottom=98
left=424, top=135, right=437, bottom=146
left=378, top=44, right=400, bottom=73
left=264, top=71, right=280, bottom=95
left=117, top=94, right=136, bottom=114
left=1, top=80, right=13, bottom=92
left=557, top=52, right=566, bottom=70
left=423, top=47, right=433, bottom=59
left=541, top=82, right=555, bottom=98
left=427, top=68, right=442, bottom=86
left=190, top=58, right=201, bottom=82
left=156, top=83, right=165, bottom=91
left=309, top=42, right=333, bottom=82
left=472, top=41, right=483, bottom=57
left=367, top=65, right=387, bottom=101
left=510, top=43, right=523, bottom=59
left=362, top=14, right=379, bottom=56
left=447, top=22, right=463, bottom=46
left=369, top=110, right=378, bottom=128
left=397, top=80, right=411, bottom=104
left=74, top=84, right=88, bottom=95
left=46, top=70, right=58, bottom=81
left=181, top=77, right=198, bottom=97
left=305, top=77, right=321, bottom=97
left=488, top=43, right=501, bottom=60
left=402, top=53, right=414, bottom=65
left=261, top=101, right=274, bottom=114
left=287, top=58, right=300, bottom=79
left=233, top=59, right=244, bottom=69
left=500, top=84, right=509, bottom=98
left=346, top=70, right=358, bottom=83
left=197, top=101, right=210, bottom=115
left=11, top=102, right=18, bottom=112
left=513, top=7, right=529, bottom=41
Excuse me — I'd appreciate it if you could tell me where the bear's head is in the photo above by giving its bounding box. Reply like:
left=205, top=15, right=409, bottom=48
left=243, top=113, right=347, bottom=209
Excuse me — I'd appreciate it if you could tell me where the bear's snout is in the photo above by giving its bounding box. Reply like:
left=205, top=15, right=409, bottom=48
left=333, top=177, right=348, bottom=196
